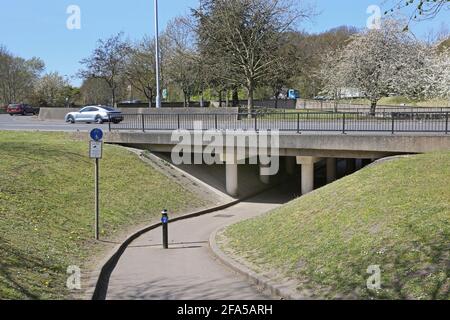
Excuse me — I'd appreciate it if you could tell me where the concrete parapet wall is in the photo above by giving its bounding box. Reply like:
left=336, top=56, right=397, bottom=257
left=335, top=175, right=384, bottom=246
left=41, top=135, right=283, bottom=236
left=105, top=131, right=450, bottom=159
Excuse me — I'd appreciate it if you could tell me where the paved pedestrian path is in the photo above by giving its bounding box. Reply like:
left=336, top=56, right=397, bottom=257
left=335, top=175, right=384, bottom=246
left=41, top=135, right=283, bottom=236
left=106, top=186, right=297, bottom=300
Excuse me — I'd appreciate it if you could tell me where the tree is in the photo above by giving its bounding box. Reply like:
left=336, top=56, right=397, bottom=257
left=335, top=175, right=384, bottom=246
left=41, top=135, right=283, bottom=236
left=291, top=26, right=357, bottom=98
left=79, top=33, right=130, bottom=107
left=165, top=17, right=200, bottom=108
left=125, top=37, right=157, bottom=108
left=384, top=0, right=450, bottom=26
left=322, top=20, right=432, bottom=115
left=437, top=50, right=450, bottom=99
left=318, top=51, right=346, bottom=111
left=194, top=0, right=314, bottom=113
left=0, top=46, right=44, bottom=105
left=31, top=72, right=70, bottom=107
left=79, top=77, right=112, bottom=106
left=424, top=48, right=450, bottom=100
left=264, top=32, right=304, bottom=108
left=124, top=34, right=171, bottom=108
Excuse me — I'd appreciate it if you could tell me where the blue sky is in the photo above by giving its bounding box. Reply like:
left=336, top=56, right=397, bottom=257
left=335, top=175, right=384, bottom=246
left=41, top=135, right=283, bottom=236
left=0, top=0, right=448, bottom=86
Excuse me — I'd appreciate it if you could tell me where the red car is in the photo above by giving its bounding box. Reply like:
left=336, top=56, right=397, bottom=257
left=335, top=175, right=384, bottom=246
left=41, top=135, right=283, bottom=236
left=6, top=104, right=37, bottom=116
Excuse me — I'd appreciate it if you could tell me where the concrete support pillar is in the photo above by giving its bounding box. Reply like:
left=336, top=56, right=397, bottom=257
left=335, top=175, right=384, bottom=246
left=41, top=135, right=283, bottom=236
left=259, top=164, right=270, bottom=185
left=285, top=157, right=296, bottom=175
left=297, top=156, right=322, bottom=195
left=226, top=163, right=239, bottom=197
left=301, top=163, right=314, bottom=195
left=346, top=159, right=356, bottom=174
left=221, top=152, right=241, bottom=197
left=326, top=158, right=337, bottom=183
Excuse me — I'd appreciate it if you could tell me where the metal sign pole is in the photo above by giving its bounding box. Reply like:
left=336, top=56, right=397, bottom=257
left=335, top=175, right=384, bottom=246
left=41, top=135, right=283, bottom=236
left=95, top=157, right=99, bottom=240
left=90, top=128, right=103, bottom=240
left=154, top=0, right=162, bottom=109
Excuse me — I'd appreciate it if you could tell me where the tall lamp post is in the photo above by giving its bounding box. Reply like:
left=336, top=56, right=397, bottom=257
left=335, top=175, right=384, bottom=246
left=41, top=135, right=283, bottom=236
left=154, top=0, right=162, bottom=109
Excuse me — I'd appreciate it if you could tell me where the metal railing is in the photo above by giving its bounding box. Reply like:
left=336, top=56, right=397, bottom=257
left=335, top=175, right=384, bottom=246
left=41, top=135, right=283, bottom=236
left=109, top=112, right=450, bottom=134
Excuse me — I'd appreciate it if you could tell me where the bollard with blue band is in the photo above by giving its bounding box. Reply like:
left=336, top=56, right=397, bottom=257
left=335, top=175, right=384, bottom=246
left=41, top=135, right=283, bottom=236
left=161, top=209, right=169, bottom=249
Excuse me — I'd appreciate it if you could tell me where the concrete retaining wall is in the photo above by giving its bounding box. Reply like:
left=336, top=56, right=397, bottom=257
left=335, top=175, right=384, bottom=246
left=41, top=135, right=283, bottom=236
left=38, top=107, right=240, bottom=121
left=38, top=108, right=79, bottom=121
left=211, top=100, right=297, bottom=109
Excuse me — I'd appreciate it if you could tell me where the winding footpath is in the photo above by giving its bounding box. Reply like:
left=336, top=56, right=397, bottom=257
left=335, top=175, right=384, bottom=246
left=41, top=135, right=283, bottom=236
left=106, top=186, right=297, bottom=300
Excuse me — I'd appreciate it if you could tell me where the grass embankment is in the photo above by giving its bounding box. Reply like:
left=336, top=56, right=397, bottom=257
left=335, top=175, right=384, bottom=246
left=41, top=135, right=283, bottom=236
left=0, top=132, right=206, bottom=299
left=223, top=153, right=450, bottom=299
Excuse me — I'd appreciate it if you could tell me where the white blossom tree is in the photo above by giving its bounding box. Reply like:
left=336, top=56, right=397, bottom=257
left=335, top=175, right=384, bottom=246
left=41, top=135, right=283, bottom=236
left=318, top=50, right=346, bottom=111
left=437, top=51, right=450, bottom=99
left=321, top=20, right=434, bottom=114
left=32, top=72, right=69, bottom=107
left=425, top=48, right=450, bottom=101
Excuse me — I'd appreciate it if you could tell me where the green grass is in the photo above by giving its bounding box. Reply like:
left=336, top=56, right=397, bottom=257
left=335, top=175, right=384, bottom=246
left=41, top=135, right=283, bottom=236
left=341, top=97, right=450, bottom=108
left=223, top=153, right=450, bottom=299
left=0, top=131, right=206, bottom=300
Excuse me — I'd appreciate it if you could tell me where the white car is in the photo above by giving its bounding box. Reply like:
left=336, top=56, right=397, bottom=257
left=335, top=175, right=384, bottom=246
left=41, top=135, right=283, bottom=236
left=65, top=106, right=124, bottom=124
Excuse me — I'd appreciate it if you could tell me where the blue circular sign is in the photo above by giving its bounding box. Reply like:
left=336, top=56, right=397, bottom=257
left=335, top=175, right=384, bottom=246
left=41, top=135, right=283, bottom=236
left=90, top=129, right=103, bottom=141
left=161, top=216, right=169, bottom=224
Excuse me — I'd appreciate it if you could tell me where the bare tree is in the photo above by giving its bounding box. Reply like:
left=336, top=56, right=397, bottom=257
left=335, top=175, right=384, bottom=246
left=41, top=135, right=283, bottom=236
left=79, top=33, right=130, bottom=107
left=125, top=37, right=157, bottom=108
left=165, top=17, right=200, bottom=108
left=125, top=32, right=173, bottom=107
left=194, top=0, right=314, bottom=113
left=80, top=77, right=112, bottom=106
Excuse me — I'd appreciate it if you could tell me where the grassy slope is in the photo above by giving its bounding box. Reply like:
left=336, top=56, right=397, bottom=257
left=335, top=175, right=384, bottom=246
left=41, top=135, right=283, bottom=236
left=0, top=132, right=206, bottom=299
left=223, top=153, right=450, bottom=299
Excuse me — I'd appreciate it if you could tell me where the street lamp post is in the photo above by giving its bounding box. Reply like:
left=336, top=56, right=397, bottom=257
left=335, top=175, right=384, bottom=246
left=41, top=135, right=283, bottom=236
left=154, top=0, right=162, bottom=109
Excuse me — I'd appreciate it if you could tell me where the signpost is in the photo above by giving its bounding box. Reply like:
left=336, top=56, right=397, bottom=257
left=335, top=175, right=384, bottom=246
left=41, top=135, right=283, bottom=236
left=90, top=129, right=103, bottom=240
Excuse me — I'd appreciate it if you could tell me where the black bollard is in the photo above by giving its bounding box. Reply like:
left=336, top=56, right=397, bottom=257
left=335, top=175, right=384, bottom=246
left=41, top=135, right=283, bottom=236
left=161, top=209, right=169, bottom=249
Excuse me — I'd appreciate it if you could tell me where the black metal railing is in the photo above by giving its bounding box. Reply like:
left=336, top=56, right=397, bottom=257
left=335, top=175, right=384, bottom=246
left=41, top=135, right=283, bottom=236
left=109, top=112, right=450, bottom=134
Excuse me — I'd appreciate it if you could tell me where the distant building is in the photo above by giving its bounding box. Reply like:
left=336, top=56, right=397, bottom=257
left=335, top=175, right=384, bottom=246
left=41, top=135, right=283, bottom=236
left=338, top=88, right=364, bottom=99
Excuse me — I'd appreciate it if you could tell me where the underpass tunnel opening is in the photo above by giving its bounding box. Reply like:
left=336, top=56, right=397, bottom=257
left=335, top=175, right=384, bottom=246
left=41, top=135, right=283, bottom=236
left=144, top=150, right=376, bottom=204
left=150, top=152, right=293, bottom=202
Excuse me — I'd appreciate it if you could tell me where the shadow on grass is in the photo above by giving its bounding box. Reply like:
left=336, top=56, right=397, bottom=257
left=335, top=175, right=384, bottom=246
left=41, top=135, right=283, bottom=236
left=0, top=235, right=64, bottom=299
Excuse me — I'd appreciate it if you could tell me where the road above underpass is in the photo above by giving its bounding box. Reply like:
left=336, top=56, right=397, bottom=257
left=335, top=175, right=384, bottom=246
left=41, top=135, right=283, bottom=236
left=0, top=114, right=109, bottom=132
left=1, top=113, right=449, bottom=136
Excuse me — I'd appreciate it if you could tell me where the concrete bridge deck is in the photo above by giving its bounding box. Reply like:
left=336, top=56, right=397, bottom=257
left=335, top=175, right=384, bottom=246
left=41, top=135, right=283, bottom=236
left=105, top=130, right=450, bottom=198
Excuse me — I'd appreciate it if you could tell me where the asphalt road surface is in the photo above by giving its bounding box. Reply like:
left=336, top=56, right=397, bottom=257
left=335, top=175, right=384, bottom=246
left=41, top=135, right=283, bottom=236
left=0, top=114, right=447, bottom=135
left=0, top=114, right=109, bottom=132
